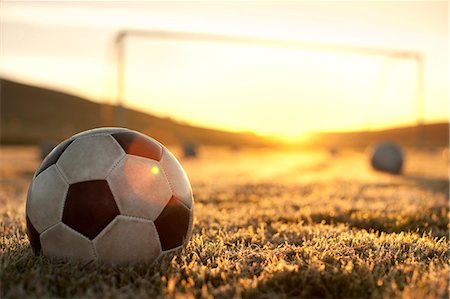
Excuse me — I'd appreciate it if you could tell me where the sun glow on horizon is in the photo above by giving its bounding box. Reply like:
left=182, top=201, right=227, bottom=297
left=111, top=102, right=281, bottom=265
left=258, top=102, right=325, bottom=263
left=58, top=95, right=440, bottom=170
left=121, top=36, right=424, bottom=137
left=0, top=1, right=447, bottom=138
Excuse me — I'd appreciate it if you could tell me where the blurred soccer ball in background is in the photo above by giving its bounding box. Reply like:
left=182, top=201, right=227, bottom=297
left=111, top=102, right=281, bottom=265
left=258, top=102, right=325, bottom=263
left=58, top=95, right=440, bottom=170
left=26, top=128, right=194, bottom=265
left=370, top=142, right=404, bottom=174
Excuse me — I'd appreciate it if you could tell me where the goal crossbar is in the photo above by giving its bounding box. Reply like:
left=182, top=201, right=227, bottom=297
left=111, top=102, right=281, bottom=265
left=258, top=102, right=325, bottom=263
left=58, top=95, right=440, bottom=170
left=113, top=29, right=425, bottom=146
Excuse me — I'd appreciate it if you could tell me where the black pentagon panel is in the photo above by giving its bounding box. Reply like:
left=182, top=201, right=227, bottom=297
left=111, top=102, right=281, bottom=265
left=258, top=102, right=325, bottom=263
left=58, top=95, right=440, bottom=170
left=154, top=196, right=190, bottom=251
left=72, top=127, right=128, bottom=139
left=26, top=216, right=41, bottom=255
left=112, top=131, right=162, bottom=161
left=63, top=180, right=119, bottom=240
left=35, top=138, right=74, bottom=177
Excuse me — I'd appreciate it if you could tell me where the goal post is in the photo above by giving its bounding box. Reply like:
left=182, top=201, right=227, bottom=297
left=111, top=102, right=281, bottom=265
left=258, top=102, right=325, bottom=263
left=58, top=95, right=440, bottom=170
left=113, top=29, right=425, bottom=146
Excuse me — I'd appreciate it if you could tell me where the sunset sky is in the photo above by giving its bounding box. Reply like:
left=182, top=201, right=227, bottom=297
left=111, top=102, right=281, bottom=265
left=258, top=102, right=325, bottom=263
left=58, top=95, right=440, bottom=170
left=1, top=1, right=448, bottom=138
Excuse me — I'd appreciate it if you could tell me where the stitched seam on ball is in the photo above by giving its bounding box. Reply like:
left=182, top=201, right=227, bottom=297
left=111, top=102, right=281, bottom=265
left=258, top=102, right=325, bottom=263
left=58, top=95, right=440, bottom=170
left=55, top=163, right=69, bottom=185
left=55, top=165, right=70, bottom=223
left=105, top=154, right=126, bottom=179
left=156, top=142, right=163, bottom=161
left=159, top=150, right=193, bottom=210
left=92, top=216, right=119, bottom=242
left=109, top=134, right=127, bottom=157
left=179, top=204, right=194, bottom=248
left=150, top=221, right=163, bottom=254
left=63, top=223, right=92, bottom=241
left=111, top=217, right=163, bottom=254
left=90, top=241, right=98, bottom=260
left=159, top=150, right=175, bottom=194
left=106, top=180, right=124, bottom=215
left=173, top=196, right=190, bottom=210
left=120, top=214, right=153, bottom=222
left=62, top=224, right=97, bottom=260
left=134, top=131, right=164, bottom=160
left=39, top=221, right=60, bottom=236
left=154, top=252, right=162, bottom=263
left=78, top=132, right=113, bottom=139
left=162, top=245, right=183, bottom=255
left=63, top=224, right=98, bottom=260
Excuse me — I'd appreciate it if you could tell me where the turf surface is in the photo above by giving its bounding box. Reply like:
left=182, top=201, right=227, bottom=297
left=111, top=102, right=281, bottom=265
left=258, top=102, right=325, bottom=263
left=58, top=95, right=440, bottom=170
left=1, top=146, right=448, bottom=298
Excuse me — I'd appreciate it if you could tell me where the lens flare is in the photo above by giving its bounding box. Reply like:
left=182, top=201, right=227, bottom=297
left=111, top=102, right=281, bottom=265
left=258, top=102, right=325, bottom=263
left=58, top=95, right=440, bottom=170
left=151, top=165, right=160, bottom=175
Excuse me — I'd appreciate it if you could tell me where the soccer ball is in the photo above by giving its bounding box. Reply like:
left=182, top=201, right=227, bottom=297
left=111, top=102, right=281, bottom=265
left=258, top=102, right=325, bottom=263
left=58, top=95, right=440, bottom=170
left=26, top=128, right=194, bottom=265
left=370, top=142, right=404, bottom=174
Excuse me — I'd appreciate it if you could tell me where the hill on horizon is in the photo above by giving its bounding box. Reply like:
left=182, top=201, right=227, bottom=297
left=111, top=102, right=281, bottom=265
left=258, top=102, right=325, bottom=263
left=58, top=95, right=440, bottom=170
left=1, top=78, right=447, bottom=148
left=311, top=122, right=449, bottom=148
left=0, top=79, right=273, bottom=146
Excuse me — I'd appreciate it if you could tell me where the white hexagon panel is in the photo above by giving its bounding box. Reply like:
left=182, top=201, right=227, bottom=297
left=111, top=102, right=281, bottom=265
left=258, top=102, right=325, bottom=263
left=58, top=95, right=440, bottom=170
left=107, top=155, right=172, bottom=220
left=40, top=223, right=96, bottom=263
left=26, top=165, right=69, bottom=233
left=159, top=149, right=193, bottom=209
left=57, top=135, right=125, bottom=184
left=93, top=215, right=161, bottom=265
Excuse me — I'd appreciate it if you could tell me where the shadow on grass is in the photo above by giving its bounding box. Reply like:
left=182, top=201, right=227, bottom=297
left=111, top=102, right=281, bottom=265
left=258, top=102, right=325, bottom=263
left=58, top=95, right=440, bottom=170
left=241, top=265, right=377, bottom=298
left=0, top=242, right=167, bottom=298
left=307, top=207, right=448, bottom=238
left=403, top=175, right=449, bottom=198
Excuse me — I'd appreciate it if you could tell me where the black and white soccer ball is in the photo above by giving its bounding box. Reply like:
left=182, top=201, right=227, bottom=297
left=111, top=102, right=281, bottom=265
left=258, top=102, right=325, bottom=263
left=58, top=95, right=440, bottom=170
left=370, top=141, right=404, bottom=174
left=26, top=128, right=194, bottom=265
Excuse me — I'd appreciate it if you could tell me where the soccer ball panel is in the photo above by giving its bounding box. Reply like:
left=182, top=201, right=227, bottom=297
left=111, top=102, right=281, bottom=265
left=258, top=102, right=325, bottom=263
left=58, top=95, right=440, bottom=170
left=154, top=196, right=191, bottom=251
left=112, top=131, right=163, bottom=161
left=184, top=202, right=195, bottom=247
left=162, top=202, right=194, bottom=254
left=63, top=180, right=120, bottom=239
left=93, top=215, right=161, bottom=265
left=40, top=223, right=95, bottom=263
left=71, top=127, right=130, bottom=139
left=107, top=155, right=172, bottom=220
left=160, top=149, right=193, bottom=209
left=27, top=165, right=68, bottom=233
left=34, top=138, right=74, bottom=178
left=26, top=216, right=41, bottom=255
left=57, top=135, right=125, bottom=184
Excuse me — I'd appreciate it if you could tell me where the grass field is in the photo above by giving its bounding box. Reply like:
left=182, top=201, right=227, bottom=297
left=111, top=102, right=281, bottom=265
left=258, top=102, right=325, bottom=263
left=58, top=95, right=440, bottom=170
left=1, top=146, right=448, bottom=298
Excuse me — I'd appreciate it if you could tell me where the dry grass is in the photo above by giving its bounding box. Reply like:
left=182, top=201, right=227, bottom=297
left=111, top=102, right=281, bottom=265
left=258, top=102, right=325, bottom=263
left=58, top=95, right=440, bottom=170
left=0, top=146, right=448, bottom=298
